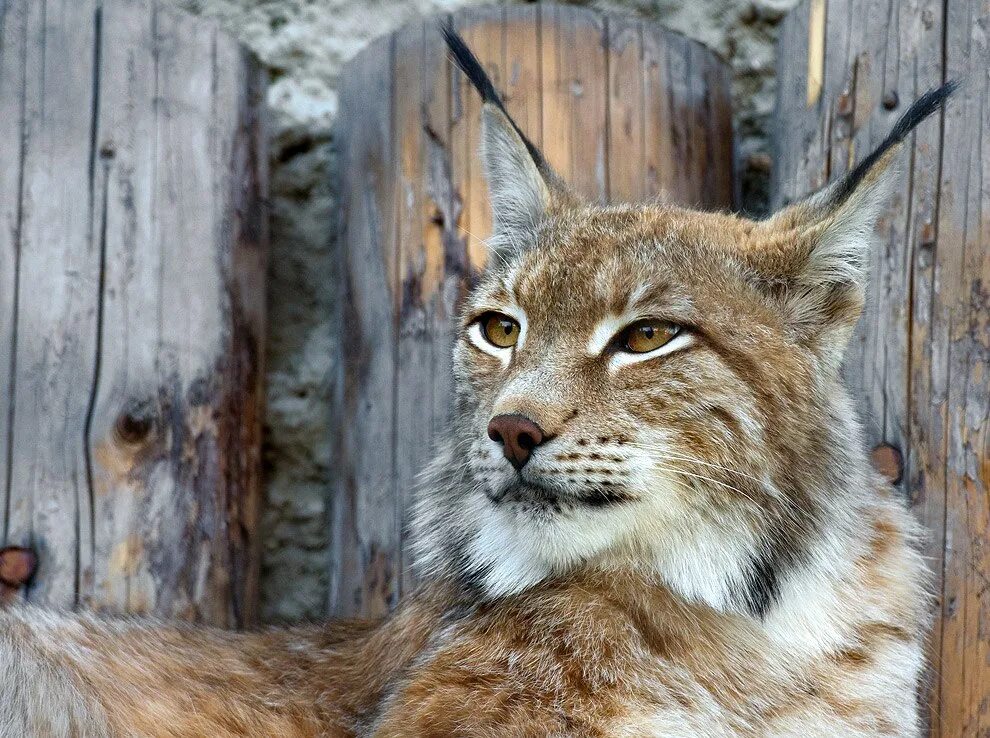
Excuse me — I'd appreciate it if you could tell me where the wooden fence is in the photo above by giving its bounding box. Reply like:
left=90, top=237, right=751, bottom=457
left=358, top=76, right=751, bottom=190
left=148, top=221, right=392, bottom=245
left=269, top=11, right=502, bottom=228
left=773, top=0, right=989, bottom=734
left=331, top=4, right=735, bottom=618
left=0, top=0, right=267, bottom=627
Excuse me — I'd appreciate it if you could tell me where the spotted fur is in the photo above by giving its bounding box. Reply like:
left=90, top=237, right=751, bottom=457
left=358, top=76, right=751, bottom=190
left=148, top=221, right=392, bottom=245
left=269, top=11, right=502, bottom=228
left=0, top=31, right=954, bottom=738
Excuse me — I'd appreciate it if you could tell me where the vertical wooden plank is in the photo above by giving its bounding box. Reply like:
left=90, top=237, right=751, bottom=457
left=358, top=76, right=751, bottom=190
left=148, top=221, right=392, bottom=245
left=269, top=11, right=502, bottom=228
left=642, top=24, right=676, bottom=201
left=424, top=19, right=469, bottom=570
left=0, top=0, right=26, bottom=552
left=702, top=41, right=736, bottom=209
left=539, top=4, right=608, bottom=201
left=935, top=1, right=990, bottom=732
left=805, top=0, right=825, bottom=107
left=330, top=35, right=398, bottom=619
left=830, top=0, right=877, bottom=428
left=822, top=0, right=855, bottom=185
left=771, top=0, right=828, bottom=209
left=770, top=0, right=810, bottom=207
left=448, top=12, right=474, bottom=274
left=393, top=21, right=432, bottom=602
left=640, top=26, right=734, bottom=210
left=538, top=3, right=567, bottom=182
left=85, top=0, right=158, bottom=617
left=878, top=2, right=949, bottom=732
left=503, top=5, right=542, bottom=150
left=457, top=7, right=502, bottom=269
left=6, top=0, right=100, bottom=607
left=606, top=17, right=644, bottom=203
left=684, top=40, right=718, bottom=208
left=213, top=26, right=268, bottom=627
left=86, top=1, right=266, bottom=626
left=660, top=34, right=693, bottom=204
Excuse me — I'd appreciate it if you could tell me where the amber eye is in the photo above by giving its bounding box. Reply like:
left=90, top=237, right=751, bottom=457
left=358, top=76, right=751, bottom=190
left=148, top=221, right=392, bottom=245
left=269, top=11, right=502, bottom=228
left=620, top=319, right=680, bottom=353
left=479, top=312, right=521, bottom=348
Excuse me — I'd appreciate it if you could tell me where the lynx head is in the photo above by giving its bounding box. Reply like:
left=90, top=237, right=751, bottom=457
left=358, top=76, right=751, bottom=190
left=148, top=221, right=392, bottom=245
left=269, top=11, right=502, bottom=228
left=413, top=27, right=955, bottom=617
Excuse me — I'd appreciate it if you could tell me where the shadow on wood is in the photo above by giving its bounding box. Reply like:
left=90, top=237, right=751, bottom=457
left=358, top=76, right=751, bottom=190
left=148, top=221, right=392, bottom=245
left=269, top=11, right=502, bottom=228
left=330, top=3, right=735, bottom=618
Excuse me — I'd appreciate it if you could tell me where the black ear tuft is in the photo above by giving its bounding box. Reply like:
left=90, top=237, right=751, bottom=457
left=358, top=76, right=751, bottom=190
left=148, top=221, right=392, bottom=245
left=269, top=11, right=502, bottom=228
left=440, top=21, right=549, bottom=173
left=831, top=80, right=959, bottom=205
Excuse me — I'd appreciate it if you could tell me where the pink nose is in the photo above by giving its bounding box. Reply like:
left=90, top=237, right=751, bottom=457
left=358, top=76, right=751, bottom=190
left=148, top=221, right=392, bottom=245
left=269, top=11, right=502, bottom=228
left=487, top=414, right=546, bottom=470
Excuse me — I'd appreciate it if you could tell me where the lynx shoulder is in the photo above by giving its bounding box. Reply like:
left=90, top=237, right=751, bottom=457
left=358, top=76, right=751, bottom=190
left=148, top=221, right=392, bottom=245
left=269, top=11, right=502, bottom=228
left=0, top=28, right=954, bottom=738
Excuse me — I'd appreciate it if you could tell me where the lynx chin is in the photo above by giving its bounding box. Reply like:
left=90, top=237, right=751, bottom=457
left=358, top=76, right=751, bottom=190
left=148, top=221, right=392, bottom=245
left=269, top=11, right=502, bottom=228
left=0, top=26, right=955, bottom=738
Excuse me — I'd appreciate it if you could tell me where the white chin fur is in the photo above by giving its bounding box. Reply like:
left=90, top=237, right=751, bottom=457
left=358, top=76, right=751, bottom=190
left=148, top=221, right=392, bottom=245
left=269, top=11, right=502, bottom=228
left=465, top=488, right=651, bottom=599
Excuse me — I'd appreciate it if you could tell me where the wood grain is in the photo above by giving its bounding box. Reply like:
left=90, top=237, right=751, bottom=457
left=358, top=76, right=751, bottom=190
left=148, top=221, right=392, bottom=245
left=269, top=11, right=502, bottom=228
left=330, top=33, right=400, bottom=619
left=773, top=1, right=988, bottom=734
left=6, top=0, right=102, bottom=608
left=935, top=1, right=989, bottom=733
left=331, top=3, right=735, bottom=618
left=0, top=0, right=267, bottom=625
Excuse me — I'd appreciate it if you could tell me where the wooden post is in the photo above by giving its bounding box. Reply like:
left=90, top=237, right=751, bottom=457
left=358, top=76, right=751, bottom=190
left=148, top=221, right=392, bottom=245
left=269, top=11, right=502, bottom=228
left=0, top=0, right=267, bottom=627
left=331, top=4, right=735, bottom=618
left=772, top=1, right=989, bottom=734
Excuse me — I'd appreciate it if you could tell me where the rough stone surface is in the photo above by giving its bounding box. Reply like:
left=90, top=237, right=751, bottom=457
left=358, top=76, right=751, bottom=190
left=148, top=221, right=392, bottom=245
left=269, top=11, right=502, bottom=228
left=170, top=0, right=799, bottom=621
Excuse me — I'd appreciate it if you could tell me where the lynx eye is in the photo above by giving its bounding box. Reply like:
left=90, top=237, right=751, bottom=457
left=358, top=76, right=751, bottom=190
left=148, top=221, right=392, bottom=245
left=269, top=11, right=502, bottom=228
left=619, top=319, right=680, bottom=354
left=479, top=312, right=521, bottom=349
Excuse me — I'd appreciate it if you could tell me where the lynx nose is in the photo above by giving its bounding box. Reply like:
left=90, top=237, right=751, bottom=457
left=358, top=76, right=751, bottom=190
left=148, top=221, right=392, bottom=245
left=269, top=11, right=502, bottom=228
left=487, top=414, right=545, bottom=470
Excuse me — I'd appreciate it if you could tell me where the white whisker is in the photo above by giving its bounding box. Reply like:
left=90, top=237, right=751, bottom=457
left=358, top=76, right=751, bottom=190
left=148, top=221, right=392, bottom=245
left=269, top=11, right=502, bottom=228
left=651, top=462, right=762, bottom=507
left=628, top=443, right=767, bottom=486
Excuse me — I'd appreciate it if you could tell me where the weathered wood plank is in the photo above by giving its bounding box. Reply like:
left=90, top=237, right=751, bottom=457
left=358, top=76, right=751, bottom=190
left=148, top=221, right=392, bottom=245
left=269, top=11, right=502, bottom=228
left=0, top=0, right=26, bottom=557
left=85, top=1, right=267, bottom=626
left=704, top=42, right=736, bottom=209
left=539, top=5, right=608, bottom=201
left=607, top=17, right=645, bottom=203
left=423, top=20, right=464, bottom=447
left=393, top=20, right=434, bottom=599
left=773, top=1, right=989, bottom=733
left=641, top=23, right=676, bottom=200
left=770, top=0, right=824, bottom=209
left=458, top=6, right=502, bottom=270
left=0, top=0, right=266, bottom=623
left=330, top=34, right=399, bottom=619
left=504, top=6, right=542, bottom=151
left=934, top=1, right=990, bottom=733
left=332, top=4, right=735, bottom=617
left=5, top=0, right=101, bottom=607
left=882, top=3, right=948, bottom=731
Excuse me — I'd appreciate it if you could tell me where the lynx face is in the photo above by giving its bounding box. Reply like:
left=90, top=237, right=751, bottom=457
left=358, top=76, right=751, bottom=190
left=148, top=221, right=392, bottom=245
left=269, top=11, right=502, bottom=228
left=450, top=205, right=825, bottom=606
left=412, top=28, right=954, bottom=614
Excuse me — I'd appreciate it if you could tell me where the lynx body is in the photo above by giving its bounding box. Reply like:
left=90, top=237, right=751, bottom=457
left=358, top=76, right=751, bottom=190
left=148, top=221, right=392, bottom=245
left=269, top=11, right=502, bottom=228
left=0, top=29, right=952, bottom=738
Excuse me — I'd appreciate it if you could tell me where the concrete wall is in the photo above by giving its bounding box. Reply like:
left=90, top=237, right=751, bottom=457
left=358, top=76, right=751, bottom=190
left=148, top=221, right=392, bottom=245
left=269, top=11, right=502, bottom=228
left=171, top=0, right=799, bottom=622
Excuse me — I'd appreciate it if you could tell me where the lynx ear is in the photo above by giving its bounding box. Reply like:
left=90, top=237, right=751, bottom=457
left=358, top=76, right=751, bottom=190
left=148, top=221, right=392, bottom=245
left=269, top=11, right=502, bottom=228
left=755, top=81, right=957, bottom=370
left=442, top=24, right=559, bottom=252
left=479, top=103, right=551, bottom=248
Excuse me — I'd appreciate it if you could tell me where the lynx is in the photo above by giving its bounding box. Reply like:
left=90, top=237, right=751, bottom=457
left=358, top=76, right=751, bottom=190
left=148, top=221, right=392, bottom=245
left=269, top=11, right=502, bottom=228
left=0, top=27, right=954, bottom=737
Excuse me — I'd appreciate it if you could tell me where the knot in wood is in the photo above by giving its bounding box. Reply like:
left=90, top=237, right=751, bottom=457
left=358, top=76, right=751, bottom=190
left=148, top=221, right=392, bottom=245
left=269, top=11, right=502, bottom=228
left=871, top=443, right=904, bottom=486
left=882, top=90, right=899, bottom=110
left=0, top=546, right=37, bottom=587
left=114, top=401, right=156, bottom=445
